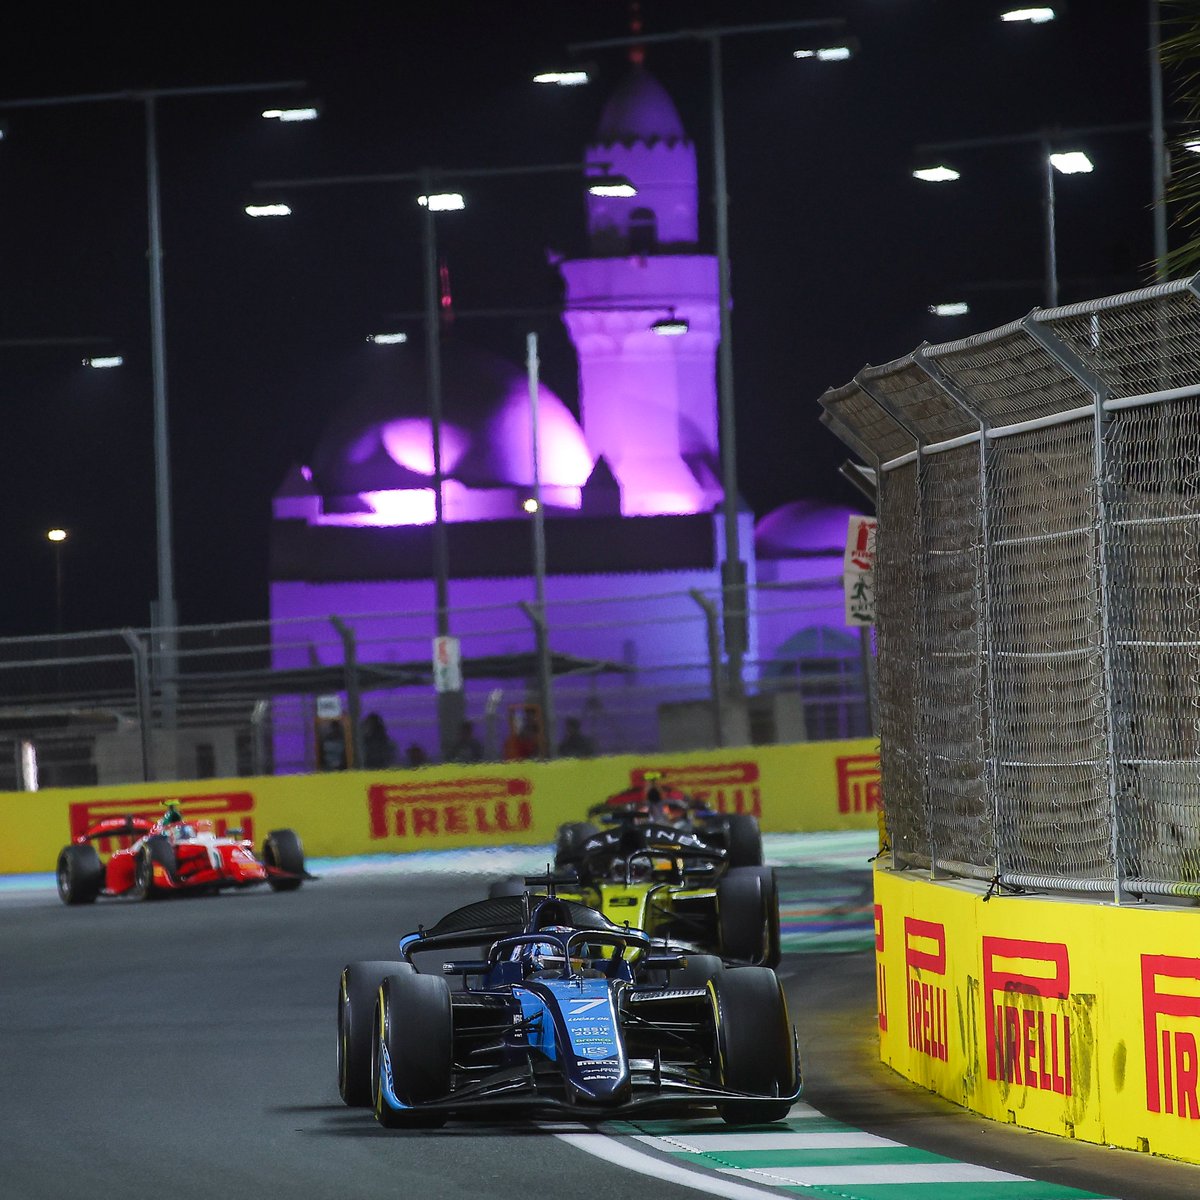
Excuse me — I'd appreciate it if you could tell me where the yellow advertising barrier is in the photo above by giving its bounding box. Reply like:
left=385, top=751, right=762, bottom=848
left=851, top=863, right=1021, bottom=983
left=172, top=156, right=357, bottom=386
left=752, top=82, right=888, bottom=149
left=874, top=866, right=1200, bottom=1165
left=1, top=738, right=880, bottom=876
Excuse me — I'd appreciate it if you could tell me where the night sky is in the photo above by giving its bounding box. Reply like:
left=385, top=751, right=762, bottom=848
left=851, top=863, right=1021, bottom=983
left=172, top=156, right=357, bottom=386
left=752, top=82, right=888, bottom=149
left=0, top=0, right=1174, bottom=636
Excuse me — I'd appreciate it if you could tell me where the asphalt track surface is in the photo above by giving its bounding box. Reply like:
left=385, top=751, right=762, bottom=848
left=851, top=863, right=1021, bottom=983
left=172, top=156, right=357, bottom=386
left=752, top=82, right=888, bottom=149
left=2, top=857, right=1199, bottom=1200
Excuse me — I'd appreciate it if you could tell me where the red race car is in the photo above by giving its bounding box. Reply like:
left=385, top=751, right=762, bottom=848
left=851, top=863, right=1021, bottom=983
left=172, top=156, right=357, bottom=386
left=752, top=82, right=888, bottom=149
left=55, top=804, right=307, bottom=905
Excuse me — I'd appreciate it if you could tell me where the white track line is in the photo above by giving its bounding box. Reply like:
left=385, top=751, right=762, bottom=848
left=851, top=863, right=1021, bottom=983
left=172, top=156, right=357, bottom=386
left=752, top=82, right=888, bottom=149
left=555, top=1133, right=784, bottom=1199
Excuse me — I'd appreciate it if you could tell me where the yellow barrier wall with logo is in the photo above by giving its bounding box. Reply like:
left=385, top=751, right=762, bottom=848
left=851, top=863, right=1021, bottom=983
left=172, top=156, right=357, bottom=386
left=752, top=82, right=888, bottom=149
left=1, top=739, right=880, bottom=875
left=874, top=866, right=1200, bottom=1165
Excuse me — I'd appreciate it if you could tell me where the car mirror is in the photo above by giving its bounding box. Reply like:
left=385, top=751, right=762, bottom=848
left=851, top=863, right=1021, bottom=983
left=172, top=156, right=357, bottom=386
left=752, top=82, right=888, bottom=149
left=641, top=954, right=687, bottom=971
left=442, top=960, right=490, bottom=975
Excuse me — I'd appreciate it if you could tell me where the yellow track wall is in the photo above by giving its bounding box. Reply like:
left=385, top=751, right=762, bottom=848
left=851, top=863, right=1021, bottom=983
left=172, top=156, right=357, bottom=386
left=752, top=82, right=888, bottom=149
left=874, top=867, right=1200, bottom=1164
left=4, top=739, right=879, bottom=874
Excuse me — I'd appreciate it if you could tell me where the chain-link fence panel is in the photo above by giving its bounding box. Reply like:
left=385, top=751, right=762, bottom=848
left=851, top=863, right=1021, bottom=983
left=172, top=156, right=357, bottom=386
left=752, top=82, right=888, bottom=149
left=918, top=444, right=991, bottom=872
left=985, top=419, right=1112, bottom=882
left=874, top=461, right=924, bottom=863
left=1106, top=397, right=1200, bottom=893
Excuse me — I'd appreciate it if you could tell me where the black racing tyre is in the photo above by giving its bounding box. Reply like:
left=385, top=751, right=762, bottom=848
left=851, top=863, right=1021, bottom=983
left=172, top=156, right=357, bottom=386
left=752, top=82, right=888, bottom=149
left=554, top=821, right=600, bottom=868
left=487, top=876, right=528, bottom=899
left=56, top=843, right=104, bottom=905
left=338, top=960, right=413, bottom=1106
left=263, top=829, right=305, bottom=891
left=722, top=813, right=764, bottom=867
left=717, top=866, right=775, bottom=964
left=372, top=971, right=453, bottom=1129
left=746, top=866, right=781, bottom=968
left=710, top=966, right=797, bottom=1125
left=672, top=953, right=725, bottom=988
left=133, top=836, right=177, bottom=900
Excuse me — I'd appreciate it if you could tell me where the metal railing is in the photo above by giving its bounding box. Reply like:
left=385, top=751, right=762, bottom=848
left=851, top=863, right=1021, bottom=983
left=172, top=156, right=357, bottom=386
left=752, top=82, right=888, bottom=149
left=820, top=273, right=1200, bottom=900
left=0, top=576, right=873, bottom=790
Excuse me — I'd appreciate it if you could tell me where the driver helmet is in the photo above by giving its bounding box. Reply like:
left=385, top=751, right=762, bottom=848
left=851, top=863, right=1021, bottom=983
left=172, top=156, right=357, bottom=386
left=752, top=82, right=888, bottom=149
left=161, top=802, right=185, bottom=827
left=516, top=925, right=576, bottom=972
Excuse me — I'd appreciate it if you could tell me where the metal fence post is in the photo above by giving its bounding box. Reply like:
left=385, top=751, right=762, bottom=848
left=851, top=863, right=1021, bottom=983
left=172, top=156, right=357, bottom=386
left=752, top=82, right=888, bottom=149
left=518, top=600, right=555, bottom=759
left=1022, top=315, right=1123, bottom=903
left=689, top=589, right=725, bottom=748
left=330, top=616, right=364, bottom=769
left=913, top=348, right=1001, bottom=881
left=121, top=629, right=154, bottom=783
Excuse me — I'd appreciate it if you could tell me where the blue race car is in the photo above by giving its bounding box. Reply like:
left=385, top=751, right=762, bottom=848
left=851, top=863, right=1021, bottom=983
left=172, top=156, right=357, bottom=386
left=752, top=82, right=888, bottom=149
left=337, top=892, right=800, bottom=1128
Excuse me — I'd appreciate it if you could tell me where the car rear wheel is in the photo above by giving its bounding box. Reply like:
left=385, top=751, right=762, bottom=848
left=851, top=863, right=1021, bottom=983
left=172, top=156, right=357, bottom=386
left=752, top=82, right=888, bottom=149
left=372, top=971, right=453, bottom=1129
left=723, top=814, right=764, bottom=867
left=717, top=866, right=779, bottom=964
left=133, top=836, right=176, bottom=900
left=56, top=844, right=104, bottom=905
left=711, top=966, right=797, bottom=1125
left=263, top=829, right=304, bottom=891
left=338, top=960, right=413, bottom=1106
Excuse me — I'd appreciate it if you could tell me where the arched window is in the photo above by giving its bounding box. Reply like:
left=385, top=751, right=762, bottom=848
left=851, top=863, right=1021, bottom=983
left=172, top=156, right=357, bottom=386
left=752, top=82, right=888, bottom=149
left=628, top=207, right=657, bottom=254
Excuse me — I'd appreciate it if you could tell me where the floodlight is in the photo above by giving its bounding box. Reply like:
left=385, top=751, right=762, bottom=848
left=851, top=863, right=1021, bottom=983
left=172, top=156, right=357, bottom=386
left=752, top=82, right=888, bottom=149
left=1049, top=150, right=1093, bottom=175
left=418, top=193, right=466, bottom=212
left=912, top=165, right=960, bottom=183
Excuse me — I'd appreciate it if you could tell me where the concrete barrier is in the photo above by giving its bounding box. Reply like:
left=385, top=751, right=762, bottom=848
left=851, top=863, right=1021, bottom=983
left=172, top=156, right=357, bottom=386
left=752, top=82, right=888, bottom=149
left=874, top=865, right=1200, bottom=1165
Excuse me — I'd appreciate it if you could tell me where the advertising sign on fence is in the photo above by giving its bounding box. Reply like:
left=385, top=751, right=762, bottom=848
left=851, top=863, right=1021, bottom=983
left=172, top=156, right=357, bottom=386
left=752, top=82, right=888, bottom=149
left=844, top=515, right=878, bottom=626
left=432, top=635, right=463, bottom=692
left=0, top=738, right=879, bottom=875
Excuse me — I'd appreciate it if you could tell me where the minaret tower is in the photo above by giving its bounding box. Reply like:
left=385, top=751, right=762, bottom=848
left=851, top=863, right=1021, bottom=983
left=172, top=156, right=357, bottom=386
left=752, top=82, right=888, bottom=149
left=560, top=50, right=721, bottom=517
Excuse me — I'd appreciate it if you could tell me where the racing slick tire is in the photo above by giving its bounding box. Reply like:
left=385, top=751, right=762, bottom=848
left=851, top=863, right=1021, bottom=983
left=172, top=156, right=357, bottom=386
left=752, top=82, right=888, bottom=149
left=722, top=813, right=764, bottom=868
left=133, top=836, right=177, bottom=900
left=372, top=971, right=453, bottom=1129
left=710, top=966, right=797, bottom=1125
left=554, top=821, right=599, bottom=868
left=672, top=953, right=725, bottom=988
left=717, top=866, right=780, bottom=966
left=263, top=829, right=305, bottom=891
left=338, top=960, right=414, bottom=1106
left=56, top=843, right=104, bottom=905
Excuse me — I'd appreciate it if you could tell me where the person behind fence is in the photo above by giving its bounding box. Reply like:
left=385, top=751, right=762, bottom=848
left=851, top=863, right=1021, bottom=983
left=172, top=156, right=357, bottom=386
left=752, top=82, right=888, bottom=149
left=557, top=716, right=596, bottom=758
left=317, top=717, right=348, bottom=770
left=361, top=712, right=397, bottom=769
left=449, top=719, right=484, bottom=763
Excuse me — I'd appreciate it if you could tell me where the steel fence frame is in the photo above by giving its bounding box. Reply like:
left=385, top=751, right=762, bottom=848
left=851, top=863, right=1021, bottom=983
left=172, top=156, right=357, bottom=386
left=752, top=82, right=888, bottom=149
left=821, top=273, right=1200, bottom=900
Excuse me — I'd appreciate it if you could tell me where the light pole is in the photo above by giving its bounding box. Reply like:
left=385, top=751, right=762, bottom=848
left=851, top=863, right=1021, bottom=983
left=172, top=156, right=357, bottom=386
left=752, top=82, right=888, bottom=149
left=913, top=123, right=1150, bottom=308
left=47, top=528, right=67, bottom=634
left=566, top=17, right=848, bottom=701
left=0, top=79, right=305, bottom=689
left=251, top=161, right=633, bottom=758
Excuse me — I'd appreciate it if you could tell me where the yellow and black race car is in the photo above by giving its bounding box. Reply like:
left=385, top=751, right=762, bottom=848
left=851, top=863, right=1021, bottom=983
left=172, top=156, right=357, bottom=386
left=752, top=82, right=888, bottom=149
left=490, top=819, right=780, bottom=968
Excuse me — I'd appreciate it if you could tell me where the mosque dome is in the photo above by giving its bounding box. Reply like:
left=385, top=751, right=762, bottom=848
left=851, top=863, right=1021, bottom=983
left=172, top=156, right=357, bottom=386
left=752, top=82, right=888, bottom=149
left=594, top=66, right=686, bottom=146
left=754, top=499, right=864, bottom=559
left=309, top=340, right=593, bottom=505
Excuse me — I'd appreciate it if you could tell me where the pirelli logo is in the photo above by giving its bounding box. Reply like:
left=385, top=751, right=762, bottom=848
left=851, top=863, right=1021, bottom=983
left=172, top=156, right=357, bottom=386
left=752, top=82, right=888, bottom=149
left=874, top=902, right=887, bottom=1032
left=68, top=792, right=256, bottom=849
left=1142, top=954, right=1200, bottom=1120
left=367, top=777, right=533, bottom=839
left=630, top=763, right=760, bottom=816
left=905, top=918, right=948, bottom=1062
left=836, top=754, right=881, bottom=813
left=983, top=936, right=1072, bottom=1095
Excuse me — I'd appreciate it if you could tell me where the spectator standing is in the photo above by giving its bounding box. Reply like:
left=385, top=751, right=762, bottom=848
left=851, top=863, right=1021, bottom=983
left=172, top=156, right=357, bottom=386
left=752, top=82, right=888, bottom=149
left=557, top=716, right=596, bottom=758
left=448, top=719, right=484, bottom=763
left=361, top=712, right=397, bottom=769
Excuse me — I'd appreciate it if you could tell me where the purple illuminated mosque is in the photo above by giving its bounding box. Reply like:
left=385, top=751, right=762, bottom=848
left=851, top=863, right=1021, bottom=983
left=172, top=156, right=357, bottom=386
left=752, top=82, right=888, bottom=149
left=269, top=66, right=860, bottom=762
